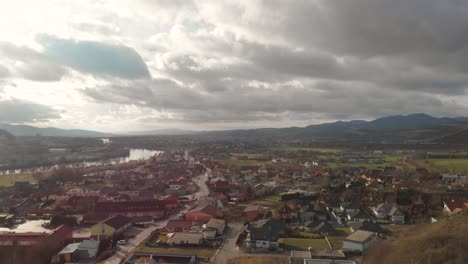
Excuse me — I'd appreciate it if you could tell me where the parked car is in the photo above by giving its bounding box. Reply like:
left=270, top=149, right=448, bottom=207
left=117, top=240, right=127, bottom=245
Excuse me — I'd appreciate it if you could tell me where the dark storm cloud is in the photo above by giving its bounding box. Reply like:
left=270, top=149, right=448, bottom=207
left=36, top=35, right=151, bottom=79
left=0, top=43, right=68, bottom=81
left=0, top=99, right=61, bottom=123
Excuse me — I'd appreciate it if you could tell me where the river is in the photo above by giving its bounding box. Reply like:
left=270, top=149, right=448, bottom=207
left=0, top=148, right=163, bottom=175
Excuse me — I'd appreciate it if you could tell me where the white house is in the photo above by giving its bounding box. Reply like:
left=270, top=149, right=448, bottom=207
left=343, top=230, right=377, bottom=252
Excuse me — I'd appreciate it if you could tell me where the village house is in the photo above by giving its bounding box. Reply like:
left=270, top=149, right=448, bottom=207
left=204, top=218, right=226, bottom=235
left=165, top=220, right=195, bottom=232
left=185, top=204, right=223, bottom=223
left=372, top=202, right=405, bottom=224
left=166, top=232, right=204, bottom=246
left=54, top=239, right=100, bottom=263
left=342, top=230, right=377, bottom=253
left=245, top=218, right=287, bottom=249
left=242, top=204, right=263, bottom=221
left=443, top=199, right=468, bottom=215
left=94, top=199, right=168, bottom=219
left=91, top=215, right=132, bottom=238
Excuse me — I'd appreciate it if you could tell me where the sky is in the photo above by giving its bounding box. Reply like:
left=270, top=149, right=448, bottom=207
left=1, top=0, right=468, bottom=132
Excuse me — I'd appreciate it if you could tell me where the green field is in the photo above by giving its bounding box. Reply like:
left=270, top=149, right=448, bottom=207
left=326, top=162, right=385, bottom=169
left=218, top=159, right=260, bottom=167
left=239, top=194, right=283, bottom=207
left=426, top=158, right=468, bottom=173
left=278, top=238, right=330, bottom=251
left=0, top=173, right=37, bottom=187
left=273, top=147, right=342, bottom=153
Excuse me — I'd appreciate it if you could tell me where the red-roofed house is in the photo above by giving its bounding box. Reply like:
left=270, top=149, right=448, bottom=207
left=443, top=199, right=468, bottom=215
left=94, top=199, right=167, bottom=219
left=165, top=220, right=195, bottom=232
left=185, top=204, right=223, bottom=223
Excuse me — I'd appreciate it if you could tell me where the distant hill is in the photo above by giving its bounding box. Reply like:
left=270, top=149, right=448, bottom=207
left=0, top=123, right=109, bottom=137
left=122, top=128, right=198, bottom=136
left=364, top=212, right=468, bottom=264
left=205, top=114, right=468, bottom=142
left=0, top=129, right=14, bottom=141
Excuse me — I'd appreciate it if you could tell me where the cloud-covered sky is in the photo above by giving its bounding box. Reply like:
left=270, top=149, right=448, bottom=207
left=1, top=0, right=468, bottom=132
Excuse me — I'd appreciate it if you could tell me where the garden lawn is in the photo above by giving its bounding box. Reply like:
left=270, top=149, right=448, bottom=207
left=278, top=238, right=330, bottom=251
left=134, top=246, right=216, bottom=259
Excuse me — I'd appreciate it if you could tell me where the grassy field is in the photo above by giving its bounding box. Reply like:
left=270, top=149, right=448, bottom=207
left=278, top=238, right=330, bottom=251
left=228, top=256, right=289, bottom=264
left=0, top=173, right=37, bottom=187
left=326, top=162, right=386, bottom=169
left=239, top=194, right=283, bottom=207
left=426, top=158, right=468, bottom=173
left=218, top=159, right=259, bottom=167
left=273, top=147, right=342, bottom=153
left=134, top=245, right=216, bottom=259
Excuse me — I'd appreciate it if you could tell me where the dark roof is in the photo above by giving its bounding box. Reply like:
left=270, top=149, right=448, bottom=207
left=348, top=210, right=370, bottom=220
left=349, top=220, right=387, bottom=234
left=166, top=220, right=194, bottom=229
left=247, top=218, right=287, bottom=241
left=102, top=215, right=132, bottom=230
left=312, top=221, right=338, bottom=235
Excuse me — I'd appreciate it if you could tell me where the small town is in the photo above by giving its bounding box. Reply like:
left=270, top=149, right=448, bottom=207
left=0, top=140, right=467, bottom=264
left=1, top=1, right=468, bottom=263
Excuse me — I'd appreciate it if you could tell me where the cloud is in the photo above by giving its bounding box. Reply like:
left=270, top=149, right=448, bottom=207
left=82, top=78, right=468, bottom=125
left=0, top=43, right=68, bottom=82
left=36, top=34, right=151, bottom=79
left=0, top=99, right=61, bottom=123
left=2, top=0, right=468, bottom=130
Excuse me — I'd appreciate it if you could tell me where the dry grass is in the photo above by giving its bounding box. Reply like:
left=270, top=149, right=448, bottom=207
left=364, top=213, right=468, bottom=264
left=227, top=256, right=289, bottom=264
left=0, top=172, right=37, bottom=187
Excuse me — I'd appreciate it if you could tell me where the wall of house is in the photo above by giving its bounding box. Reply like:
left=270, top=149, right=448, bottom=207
left=91, top=223, right=115, bottom=237
left=343, top=241, right=364, bottom=252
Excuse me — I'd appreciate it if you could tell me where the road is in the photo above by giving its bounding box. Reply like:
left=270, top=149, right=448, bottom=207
left=103, top=170, right=210, bottom=264
left=212, top=222, right=245, bottom=264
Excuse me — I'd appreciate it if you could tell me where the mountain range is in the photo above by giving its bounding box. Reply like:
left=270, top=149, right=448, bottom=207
left=2, top=114, right=468, bottom=142
left=0, top=123, right=109, bottom=137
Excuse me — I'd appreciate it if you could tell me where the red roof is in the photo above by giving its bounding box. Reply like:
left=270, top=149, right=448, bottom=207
left=214, top=180, right=229, bottom=188
left=165, top=220, right=194, bottom=229
left=445, top=199, right=468, bottom=213
left=67, top=196, right=99, bottom=207
left=95, top=199, right=165, bottom=213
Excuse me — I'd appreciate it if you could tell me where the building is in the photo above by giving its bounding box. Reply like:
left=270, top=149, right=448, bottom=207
left=91, top=215, right=132, bottom=238
left=167, top=232, right=204, bottom=246
left=165, top=220, right=195, bottom=232
left=443, top=199, right=468, bottom=215
left=185, top=204, right=223, bottom=223
left=94, top=199, right=167, bottom=219
left=204, top=218, right=226, bottom=235
left=242, top=204, right=263, bottom=221
left=245, top=218, right=287, bottom=249
left=56, top=240, right=100, bottom=263
left=342, top=230, right=377, bottom=252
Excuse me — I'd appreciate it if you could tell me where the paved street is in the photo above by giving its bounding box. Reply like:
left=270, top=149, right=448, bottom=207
left=103, top=170, right=209, bottom=264
left=212, top=222, right=245, bottom=264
